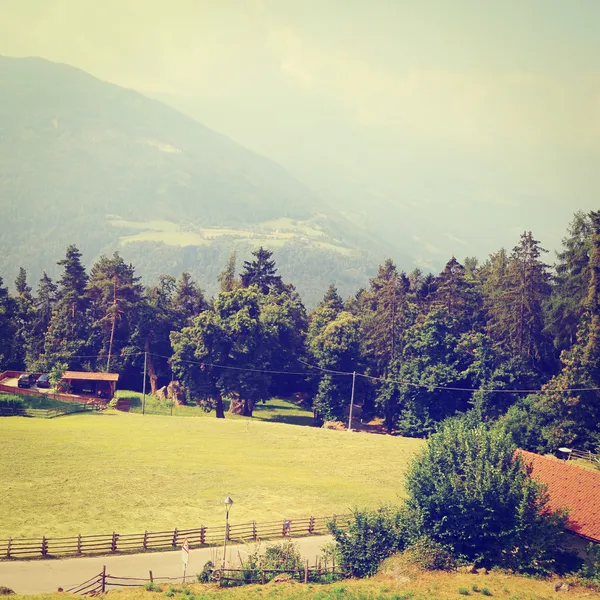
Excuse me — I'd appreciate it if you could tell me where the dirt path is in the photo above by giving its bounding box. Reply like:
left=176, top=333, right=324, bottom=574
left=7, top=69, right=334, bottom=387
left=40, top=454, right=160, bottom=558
left=0, top=535, right=333, bottom=594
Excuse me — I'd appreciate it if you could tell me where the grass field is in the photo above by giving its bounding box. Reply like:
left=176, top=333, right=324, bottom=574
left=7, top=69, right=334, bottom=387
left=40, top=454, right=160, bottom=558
left=117, top=392, right=315, bottom=426
left=0, top=408, right=422, bottom=539
left=4, top=556, right=599, bottom=599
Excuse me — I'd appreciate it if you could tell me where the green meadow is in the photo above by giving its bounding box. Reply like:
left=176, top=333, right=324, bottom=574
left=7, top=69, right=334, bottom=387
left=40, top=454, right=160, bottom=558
left=0, top=407, right=423, bottom=539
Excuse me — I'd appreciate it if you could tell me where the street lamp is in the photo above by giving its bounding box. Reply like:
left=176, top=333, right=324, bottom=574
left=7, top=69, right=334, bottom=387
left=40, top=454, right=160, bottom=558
left=221, top=495, right=234, bottom=573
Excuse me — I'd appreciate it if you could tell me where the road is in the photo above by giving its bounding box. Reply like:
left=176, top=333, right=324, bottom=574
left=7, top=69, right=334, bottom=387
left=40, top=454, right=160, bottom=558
left=0, top=535, right=333, bottom=594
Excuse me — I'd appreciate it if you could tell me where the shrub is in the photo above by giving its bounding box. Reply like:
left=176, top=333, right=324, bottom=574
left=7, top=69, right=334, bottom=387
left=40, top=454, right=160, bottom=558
left=458, top=587, right=470, bottom=595
left=144, top=582, right=160, bottom=592
left=196, top=560, right=214, bottom=583
left=328, top=506, right=410, bottom=577
left=481, top=588, right=493, bottom=596
left=580, top=543, right=600, bottom=582
left=404, top=537, right=456, bottom=571
left=0, top=395, right=24, bottom=411
left=404, top=417, right=567, bottom=573
left=0, top=586, right=15, bottom=595
left=235, top=540, right=304, bottom=584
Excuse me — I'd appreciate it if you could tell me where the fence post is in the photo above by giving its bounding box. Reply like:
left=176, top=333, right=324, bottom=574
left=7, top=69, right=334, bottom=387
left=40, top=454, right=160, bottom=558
left=149, top=570, right=153, bottom=583
left=252, top=521, right=257, bottom=541
left=308, top=516, right=315, bottom=534
left=41, top=536, right=48, bottom=557
left=261, top=570, right=265, bottom=585
left=6, top=538, right=11, bottom=559
left=200, top=525, right=206, bottom=545
left=304, top=559, right=309, bottom=584
left=77, top=534, right=82, bottom=555
left=172, top=528, right=178, bottom=547
left=111, top=532, right=118, bottom=552
left=143, top=530, right=148, bottom=550
left=101, top=565, right=106, bottom=593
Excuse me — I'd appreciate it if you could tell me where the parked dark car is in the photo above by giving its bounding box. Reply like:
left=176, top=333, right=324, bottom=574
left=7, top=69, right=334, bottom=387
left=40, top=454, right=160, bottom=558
left=36, top=373, right=50, bottom=388
left=18, top=373, right=36, bottom=388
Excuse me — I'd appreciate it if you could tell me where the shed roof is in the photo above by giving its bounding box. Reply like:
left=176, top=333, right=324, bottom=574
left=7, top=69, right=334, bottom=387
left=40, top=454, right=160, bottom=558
left=519, top=450, right=600, bottom=542
left=62, top=371, right=119, bottom=382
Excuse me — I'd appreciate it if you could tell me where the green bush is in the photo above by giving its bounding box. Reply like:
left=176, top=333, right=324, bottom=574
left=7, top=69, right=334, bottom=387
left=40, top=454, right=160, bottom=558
left=0, top=395, right=24, bottom=410
left=328, top=506, right=410, bottom=577
left=196, top=560, right=214, bottom=583
left=144, top=581, right=160, bottom=592
left=404, top=417, right=567, bottom=573
left=404, top=537, right=456, bottom=571
left=580, top=543, right=600, bottom=582
left=234, top=540, right=304, bottom=584
left=481, top=588, right=493, bottom=596
left=458, top=588, right=470, bottom=595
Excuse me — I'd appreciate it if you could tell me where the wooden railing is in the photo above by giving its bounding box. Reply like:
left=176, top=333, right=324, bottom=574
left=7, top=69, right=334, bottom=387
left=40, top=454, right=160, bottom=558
left=0, top=371, right=102, bottom=405
left=569, top=449, right=600, bottom=467
left=66, top=562, right=347, bottom=595
left=0, top=515, right=349, bottom=559
left=0, top=404, right=96, bottom=418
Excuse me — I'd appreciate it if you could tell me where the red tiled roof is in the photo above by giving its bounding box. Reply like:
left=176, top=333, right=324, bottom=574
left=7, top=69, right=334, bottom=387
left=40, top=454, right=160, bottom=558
left=519, top=450, right=600, bottom=542
left=62, top=371, right=119, bottom=382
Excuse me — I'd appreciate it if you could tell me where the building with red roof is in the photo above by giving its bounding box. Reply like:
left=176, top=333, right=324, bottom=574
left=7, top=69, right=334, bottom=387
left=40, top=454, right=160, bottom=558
left=519, top=450, right=600, bottom=545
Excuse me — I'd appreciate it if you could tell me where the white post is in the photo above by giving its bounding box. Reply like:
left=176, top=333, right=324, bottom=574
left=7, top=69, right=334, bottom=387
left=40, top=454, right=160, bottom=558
left=348, top=371, right=356, bottom=432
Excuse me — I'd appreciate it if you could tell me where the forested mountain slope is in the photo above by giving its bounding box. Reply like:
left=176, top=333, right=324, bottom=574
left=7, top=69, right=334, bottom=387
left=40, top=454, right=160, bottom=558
left=0, top=56, right=397, bottom=305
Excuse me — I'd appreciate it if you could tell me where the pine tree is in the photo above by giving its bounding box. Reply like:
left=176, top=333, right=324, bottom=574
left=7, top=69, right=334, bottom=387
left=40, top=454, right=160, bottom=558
left=362, top=259, right=411, bottom=372
left=0, top=277, right=17, bottom=370
left=173, top=271, right=206, bottom=329
left=28, top=272, right=57, bottom=367
left=13, top=267, right=35, bottom=368
left=44, top=245, right=90, bottom=367
left=434, top=256, right=481, bottom=330
left=240, top=247, right=282, bottom=294
left=217, top=251, right=239, bottom=293
left=506, top=212, right=600, bottom=451
left=86, top=253, right=144, bottom=371
left=546, top=211, right=593, bottom=352
left=487, top=233, right=552, bottom=371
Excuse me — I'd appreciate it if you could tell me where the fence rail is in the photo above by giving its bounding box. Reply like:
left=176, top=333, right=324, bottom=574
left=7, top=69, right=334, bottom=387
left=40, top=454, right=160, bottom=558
left=569, top=449, right=600, bottom=466
left=0, top=371, right=102, bottom=406
left=0, top=404, right=96, bottom=418
left=0, top=514, right=350, bottom=560
left=66, top=562, right=348, bottom=595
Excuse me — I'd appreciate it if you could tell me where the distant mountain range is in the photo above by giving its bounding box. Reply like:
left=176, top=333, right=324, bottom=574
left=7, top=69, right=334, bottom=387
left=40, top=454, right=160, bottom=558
left=0, top=56, right=410, bottom=306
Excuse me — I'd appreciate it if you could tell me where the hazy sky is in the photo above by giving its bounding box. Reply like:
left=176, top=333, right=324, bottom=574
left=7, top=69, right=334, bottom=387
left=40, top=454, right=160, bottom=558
left=2, top=0, right=598, bottom=262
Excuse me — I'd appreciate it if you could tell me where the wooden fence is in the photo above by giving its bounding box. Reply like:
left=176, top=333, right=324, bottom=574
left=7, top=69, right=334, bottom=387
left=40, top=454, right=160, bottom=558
left=66, top=562, right=348, bottom=595
left=0, top=371, right=100, bottom=406
left=0, top=514, right=350, bottom=559
left=569, top=449, right=600, bottom=467
left=0, top=403, right=96, bottom=418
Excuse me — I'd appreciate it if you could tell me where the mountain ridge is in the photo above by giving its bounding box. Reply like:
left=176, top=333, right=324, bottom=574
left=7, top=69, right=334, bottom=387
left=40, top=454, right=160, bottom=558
left=0, top=56, right=407, bottom=305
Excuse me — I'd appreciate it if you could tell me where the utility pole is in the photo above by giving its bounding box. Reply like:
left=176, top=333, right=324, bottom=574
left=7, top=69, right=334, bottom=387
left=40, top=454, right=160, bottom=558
left=348, top=371, right=356, bottom=432
left=142, top=351, right=147, bottom=415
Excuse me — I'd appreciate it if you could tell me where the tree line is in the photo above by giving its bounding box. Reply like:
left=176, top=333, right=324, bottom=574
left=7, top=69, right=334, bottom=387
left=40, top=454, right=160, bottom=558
left=0, top=210, right=598, bottom=453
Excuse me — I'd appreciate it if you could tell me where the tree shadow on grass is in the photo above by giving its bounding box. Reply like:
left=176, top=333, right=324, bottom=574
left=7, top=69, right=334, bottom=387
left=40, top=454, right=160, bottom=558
left=257, top=414, right=316, bottom=427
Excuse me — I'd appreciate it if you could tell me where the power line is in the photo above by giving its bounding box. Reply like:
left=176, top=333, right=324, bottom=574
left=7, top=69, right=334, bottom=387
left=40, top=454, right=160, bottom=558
left=150, top=353, right=307, bottom=376
left=354, top=371, right=600, bottom=394
left=28, top=350, right=600, bottom=395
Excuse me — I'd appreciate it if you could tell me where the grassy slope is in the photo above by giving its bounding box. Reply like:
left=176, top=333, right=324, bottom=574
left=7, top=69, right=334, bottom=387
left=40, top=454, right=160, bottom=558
left=0, top=409, right=422, bottom=538
left=3, top=561, right=599, bottom=600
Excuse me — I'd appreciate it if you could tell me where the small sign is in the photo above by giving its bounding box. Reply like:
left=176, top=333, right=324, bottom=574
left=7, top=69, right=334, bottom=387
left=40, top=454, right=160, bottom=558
left=181, top=538, right=189, bottom=565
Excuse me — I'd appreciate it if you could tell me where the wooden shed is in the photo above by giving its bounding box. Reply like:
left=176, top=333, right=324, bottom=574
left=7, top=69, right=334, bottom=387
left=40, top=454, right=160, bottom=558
left=60, top=371, right=119, bottom=400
